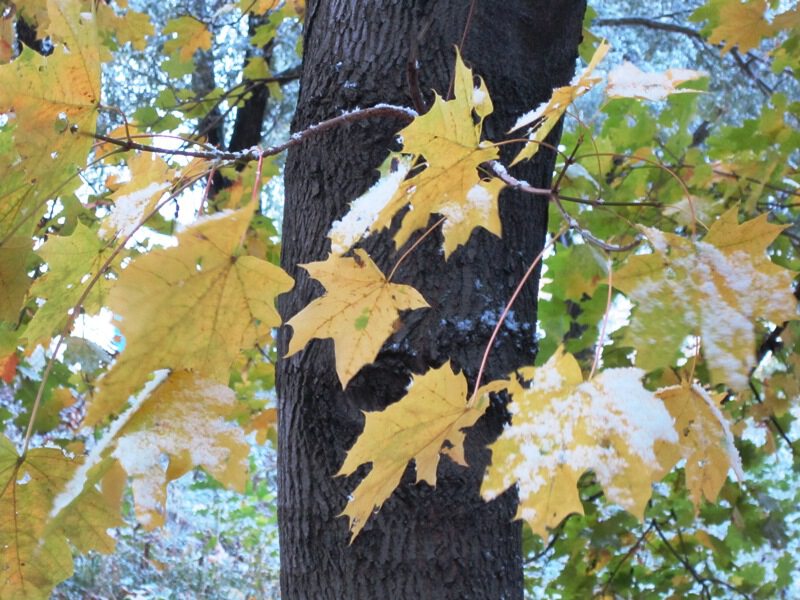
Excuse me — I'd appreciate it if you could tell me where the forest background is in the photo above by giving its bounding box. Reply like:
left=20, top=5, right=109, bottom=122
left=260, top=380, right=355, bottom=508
left=0, top=0, right=799, bottom=598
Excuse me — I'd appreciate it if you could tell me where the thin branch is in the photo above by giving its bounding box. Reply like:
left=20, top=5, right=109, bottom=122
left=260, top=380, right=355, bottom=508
left=601, top=521, right=655, bottom=595
left=87, top=103, right=417, bottom=162
left=652, top=519, right=712, bottom=600
left=594, top=17, right=703, bottom=41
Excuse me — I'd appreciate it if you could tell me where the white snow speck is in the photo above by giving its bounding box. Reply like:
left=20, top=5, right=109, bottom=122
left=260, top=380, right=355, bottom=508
left=328, top=158, right=411, bottom=254
left=607, top=62, right=705, bottom=101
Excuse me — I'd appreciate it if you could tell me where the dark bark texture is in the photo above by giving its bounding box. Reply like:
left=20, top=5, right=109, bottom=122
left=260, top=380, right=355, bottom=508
left=277, top=2, right=586, bottom=598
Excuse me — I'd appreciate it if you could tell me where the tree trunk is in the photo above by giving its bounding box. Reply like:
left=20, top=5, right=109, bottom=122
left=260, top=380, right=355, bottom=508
left=277, top=2, right=586, bottom=598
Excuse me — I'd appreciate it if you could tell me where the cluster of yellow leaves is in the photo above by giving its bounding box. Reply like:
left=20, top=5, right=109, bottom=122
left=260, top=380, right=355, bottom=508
left=329, top=51, right=504, bottom=258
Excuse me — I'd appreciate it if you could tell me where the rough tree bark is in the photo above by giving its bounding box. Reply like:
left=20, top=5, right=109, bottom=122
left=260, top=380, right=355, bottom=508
left=277, top=2, right=586, bottom=598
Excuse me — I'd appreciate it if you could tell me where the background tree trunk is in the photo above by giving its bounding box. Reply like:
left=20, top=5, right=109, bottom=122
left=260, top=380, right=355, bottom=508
left=277, top=2, right=586, bottom=598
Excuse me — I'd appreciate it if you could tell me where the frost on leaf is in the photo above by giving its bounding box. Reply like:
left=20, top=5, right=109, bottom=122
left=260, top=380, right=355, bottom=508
left=657, top=382, right=743, bottom=510
left=98, top=153, right=176, bottom=240
left=285, top=249, right=428, bottom=388
left=0, top=435, right=122, bottom=599
left=509, top=41, right=609, bottom=165
left=614, top=209, right=797, bottom=390
left=338, top=363, right=502, bottom=539
left=607, top=62, right=705, bottom=101
left=481, top=348, right=679, bottom=540
left=86, top=204, right=294, bottom=425
left=362, top=51, right=503, bottom=256
left=112, top=371, right=250, bottom=529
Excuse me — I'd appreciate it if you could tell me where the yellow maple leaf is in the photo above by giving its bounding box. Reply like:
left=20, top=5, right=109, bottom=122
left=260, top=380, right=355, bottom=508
left=481, top=348, right=679, bottom=540
left=86, top=204, right=294, bottom=425
left=163, top=15, right=212, bottom=62
left=510, top=40, right=609, bottom=165
left=0, top=435, right=122, bottom=599
left=338, top=362, right=501, bottom=539
left=111, top=371, right=250, bottom=529
left=0, top=0, right=100, bottom=168
left=657, top=382, right=743, bottom=510
left=615, top=209, right=797, bottom=390
left=246, top=407, right=277, bottom=445
left=359, top=51, right=503, bottom=256
left=707, top=0, right=774, bottom=54
left=285, top=249, right=428, bottom=388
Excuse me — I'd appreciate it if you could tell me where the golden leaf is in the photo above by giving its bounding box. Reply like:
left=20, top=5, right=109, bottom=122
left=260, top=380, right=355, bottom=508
left=707, top=0, right=774, bottom=54
left=657, top=382, right=743, bottom=509
left=481, top=348, right=679, bottom=539
left=111, top=371, right=250, bottom=529
left=285, top=249, right=428, bottom=388
left=0, top=435, right=122, bottom=599
left=365, top=51, right=503, bottom=255
left=510, top=41, right=609, bottom=164
left=86, top=205, right=294, bottom=425
left=163, top=16, right=212, bottom=62
left=0, top=0, right=100, bottom=167
left=338, top=363, right=499, bottom=539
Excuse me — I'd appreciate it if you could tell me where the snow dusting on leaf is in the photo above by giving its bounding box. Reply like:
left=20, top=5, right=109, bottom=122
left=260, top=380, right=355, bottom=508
left=112, top=371, right=250, bottom=529
left=615, top=210, right=797, bottom=389
left=607, top=62, right=705, bottom=101
left=481, top=348, right=679, bottom=539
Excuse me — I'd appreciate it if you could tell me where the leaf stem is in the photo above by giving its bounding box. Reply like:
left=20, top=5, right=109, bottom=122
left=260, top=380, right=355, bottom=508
left=589, top=258, right=614, bottom=379
left=386, top=216, right=446, bottom=282
left=468, top=226, right=566, bottom=407
left=19, top=173, right=208, bottom=455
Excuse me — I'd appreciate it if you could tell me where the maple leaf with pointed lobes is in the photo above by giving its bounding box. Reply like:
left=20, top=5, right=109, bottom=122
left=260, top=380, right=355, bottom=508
left=657, top=382, right=743, bottom=510
left=362, top=51, right=503, bottom=257
left=112, top=372, right=250, bottom=529
left=705, top=0, right=774, bottom=54
left=86, top=204, right=294, bottom=425
left=285, top=249, right=428, bottom=388
left=481, top=348, right=679, bottom=540
left=338, top=362, right=504, bottom=539
left=509, top=41, right=609, bottom=165
left=614, top=209, right=797, bottom=390
left=0, top=435, right=122, bottom=599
